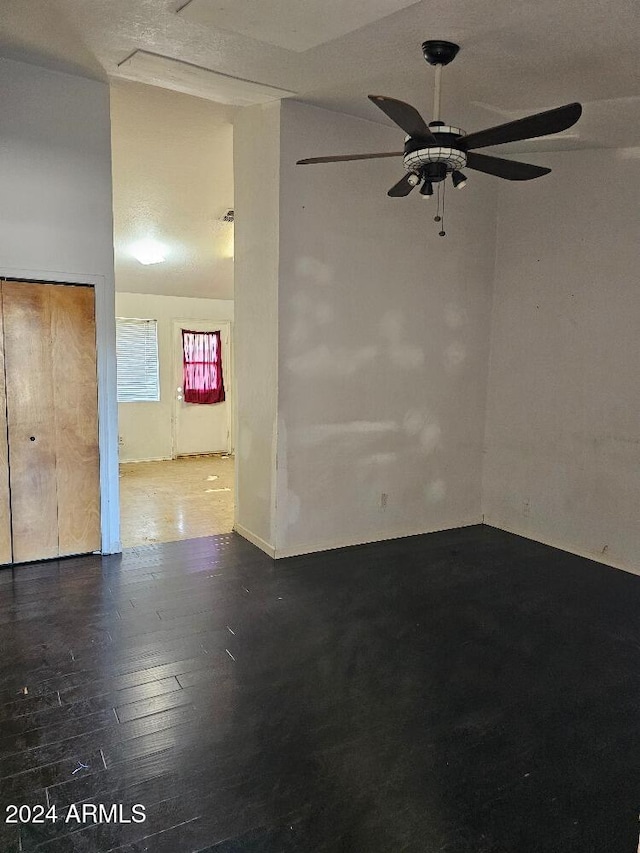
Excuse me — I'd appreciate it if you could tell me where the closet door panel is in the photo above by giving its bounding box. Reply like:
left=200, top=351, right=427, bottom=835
left=3, top=282, right=59, bottom=562
left=0, top=286, right=12, bottom=564
left=50, top=285, right=101, bottom=556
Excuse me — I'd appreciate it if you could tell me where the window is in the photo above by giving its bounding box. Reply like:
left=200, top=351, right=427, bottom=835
left=116, top=318, right=160, bottom=402
left=181, top=329, right=225, bottom=404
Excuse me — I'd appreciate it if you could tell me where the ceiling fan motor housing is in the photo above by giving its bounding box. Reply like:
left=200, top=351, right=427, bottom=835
left=403, top=125, right=466, bottom=181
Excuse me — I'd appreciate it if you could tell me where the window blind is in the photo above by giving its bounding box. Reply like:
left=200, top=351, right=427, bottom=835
left=116, top=318, right=160, bottom=403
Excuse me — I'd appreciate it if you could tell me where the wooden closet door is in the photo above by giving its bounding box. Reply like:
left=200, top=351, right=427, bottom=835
left=50, top=285, right=100, bottom=556
left=3, top=282, right=59, bottom=562
left=3, top=281, right=101, bottom=563
left=0, top=287, right=12, bottom=564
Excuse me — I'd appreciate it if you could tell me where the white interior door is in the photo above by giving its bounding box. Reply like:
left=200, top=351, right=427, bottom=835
left=173, top=320, right=232, bottom=457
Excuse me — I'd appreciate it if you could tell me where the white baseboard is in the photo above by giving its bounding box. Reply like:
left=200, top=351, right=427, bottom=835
left=484, top=519, right=639, bottom=577
left=234, top=524, right=276, bottom=558
left=273, top=517, right=483, bottom=560
left=119, top=455, right=173, bottom=464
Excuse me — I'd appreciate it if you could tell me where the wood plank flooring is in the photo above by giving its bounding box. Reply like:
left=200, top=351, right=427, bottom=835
left=0, top=525, right=638, bottom=852
left=119, top=455, right=234, bottom=548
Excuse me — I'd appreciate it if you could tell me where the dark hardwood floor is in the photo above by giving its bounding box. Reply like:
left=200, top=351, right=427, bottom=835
left=0, top=525, right=637, bottom=852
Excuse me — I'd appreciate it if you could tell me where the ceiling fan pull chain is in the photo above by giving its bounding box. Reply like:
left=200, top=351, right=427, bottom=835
left=434, top=180, right=444, bottom=235
left=439, top=180, right=447, bottom=237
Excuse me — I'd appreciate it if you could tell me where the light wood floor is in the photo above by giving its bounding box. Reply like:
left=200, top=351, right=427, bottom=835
left=119, top=454, right=234, bottom=548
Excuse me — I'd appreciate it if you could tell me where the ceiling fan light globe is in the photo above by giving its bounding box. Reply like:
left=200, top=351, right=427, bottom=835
left=407, top=173, right=421, bottom=186
left=419, top=180, right=433, bottom=198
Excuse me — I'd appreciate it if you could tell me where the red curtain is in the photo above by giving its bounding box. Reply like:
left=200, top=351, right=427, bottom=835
left=182, top=329, right=226, bottom=404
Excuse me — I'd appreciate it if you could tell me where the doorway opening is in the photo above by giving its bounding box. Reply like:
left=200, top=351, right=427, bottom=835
left=117, top=318, right=234, bottom=548
left=110, top=80, right=235, bottom=549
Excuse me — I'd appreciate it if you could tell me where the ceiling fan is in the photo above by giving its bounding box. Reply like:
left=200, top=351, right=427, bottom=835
left=297, top=40, right=582, bottom=230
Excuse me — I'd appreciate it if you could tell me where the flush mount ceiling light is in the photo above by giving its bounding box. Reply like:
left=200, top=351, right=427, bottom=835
left=131, top=238, right=166, bottom=266
left=297, top=39, right=582, bottom=235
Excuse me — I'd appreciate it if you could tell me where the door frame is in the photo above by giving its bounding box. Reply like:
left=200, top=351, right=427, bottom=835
left=171, top=319, right=234, bottom=459
left=0, top=268, right=120, bottom=555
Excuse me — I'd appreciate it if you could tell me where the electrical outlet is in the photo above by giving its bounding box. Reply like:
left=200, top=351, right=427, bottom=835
left=380, top=492, right=388, bottom=510
left=118, top=435, right=124, bottom=446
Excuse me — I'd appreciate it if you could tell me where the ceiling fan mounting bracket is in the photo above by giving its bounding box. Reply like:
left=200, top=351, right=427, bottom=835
left=422, top=40, right=460, bottom=66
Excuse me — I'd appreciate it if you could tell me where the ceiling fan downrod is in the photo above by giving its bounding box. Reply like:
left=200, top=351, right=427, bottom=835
left=433, top=64, right=442, bottom=122
left=422, top=40, right=460, bottom=123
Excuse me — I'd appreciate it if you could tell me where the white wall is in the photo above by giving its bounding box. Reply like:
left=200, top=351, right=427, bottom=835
left=116, top=292, right=233, bottom=462
left=111, top=81, right=235, bottom=300
left=232, top=101, right=640, bottom=573
left=274, top=100, right=497, bottom=557
left=0, top=57, right=120, bottom=552
left=233, top=103, right=281, bottom=554
left=483, top=148, right=640, bottom=574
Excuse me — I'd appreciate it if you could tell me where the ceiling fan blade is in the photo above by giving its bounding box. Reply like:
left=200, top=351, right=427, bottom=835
left=296, top=151, right=403, bottom=165
left=368, top=95, right=436, bottom=142
left=387, top=174, right=415, bottom=197
left=466, top=152, right=551, bottom=181
left=461, top=102, right=582, bottom=150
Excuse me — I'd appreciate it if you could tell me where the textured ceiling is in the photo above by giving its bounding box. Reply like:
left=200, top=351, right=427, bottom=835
left=2, top=0, right=640, bottom=150
left=177, top=0, right=422, bottom=52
